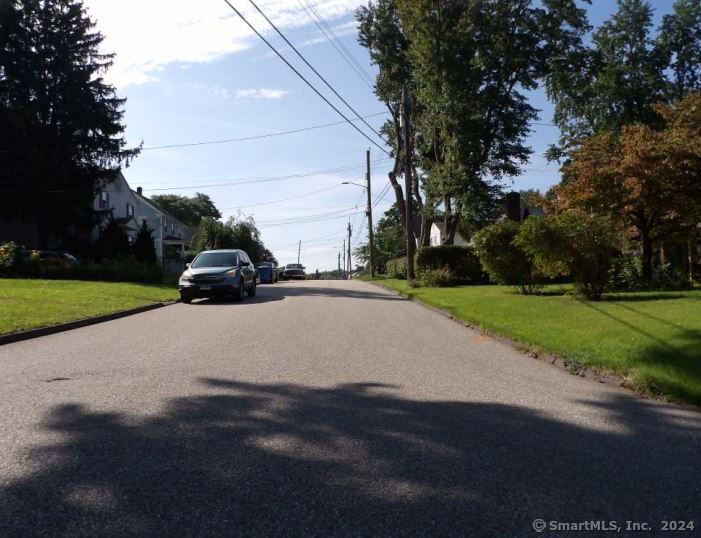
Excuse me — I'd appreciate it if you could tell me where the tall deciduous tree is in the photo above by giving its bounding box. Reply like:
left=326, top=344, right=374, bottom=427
left=0, top=0, right=139, bottom=244
left=658, top=0, right=701, bottom=100
left=555, top=93, right=701, bottom=280
left=546, top=0, right=670, bottom=158
left=149, top=193, right=222, bottom=227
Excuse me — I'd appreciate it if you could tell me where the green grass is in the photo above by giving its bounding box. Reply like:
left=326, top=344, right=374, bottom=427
left=371, top=278, right=701, bottom=406
left=0, top=279, right=179, bottom=336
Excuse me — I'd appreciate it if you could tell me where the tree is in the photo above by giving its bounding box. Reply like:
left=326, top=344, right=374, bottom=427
left=546, top=0, right=671, bottom=158
left=517, top=211, right=619, bottom=300
left=149, top=193, right=221, bottom=227
left=658, top=0, right=701, bottom=100
left=354, top=202, right=405, bottom=273
left=189, top=214, right=273, bottom=264
left=132, top=220, right=156, bottom=266
left=96, top=218, right=130, bottom=260
left=0, top=0, right=139, bottom=245
left=554, top=93, right=701, bottom=281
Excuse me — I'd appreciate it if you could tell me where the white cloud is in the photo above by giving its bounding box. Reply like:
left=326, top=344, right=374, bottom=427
left=233, top=88, right=289, bottom=100
left=84, top=0, right=362, bottom=88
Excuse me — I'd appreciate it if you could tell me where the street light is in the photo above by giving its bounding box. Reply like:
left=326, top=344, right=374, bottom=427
left=341, top=149, right=374, bottom=277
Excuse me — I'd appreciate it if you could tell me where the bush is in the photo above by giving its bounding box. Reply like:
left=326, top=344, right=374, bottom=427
left=39, top=256, right=164, bottom=283
left=473, top=221, right=542, bottom=294
left=416, top=266, right=455, bottom=287
left=386, top=256, right=407, bottom=278
left=96, top=218, right=131, bottom=260
left=0, top=241, right=21, bottom=274
left=415, top=245, right=484, bottom=283
left=608, top=255, right=646, bottom=291
left=517, top=210, right=618, bottom=300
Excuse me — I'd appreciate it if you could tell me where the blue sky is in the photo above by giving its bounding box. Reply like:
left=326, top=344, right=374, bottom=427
left=85, top=0, right=674, bottom=270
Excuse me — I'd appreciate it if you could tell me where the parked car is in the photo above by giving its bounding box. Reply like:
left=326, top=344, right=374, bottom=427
left=255, top=261, right=275, bottom=284
left=178, top=249, right=256, bottom=304
left=282, top=263, right=306, bottom=280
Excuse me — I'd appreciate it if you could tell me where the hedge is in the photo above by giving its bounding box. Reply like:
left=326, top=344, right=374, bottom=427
left=415, top=245, right=485, bottom=283
left=386, top=257, right=407, bottom=278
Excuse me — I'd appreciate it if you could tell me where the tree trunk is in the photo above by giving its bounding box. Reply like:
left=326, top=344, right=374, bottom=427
left=388, top=171, right=406, bottom=230
left=419, top=215, right=432, bottom=247
left=444, top=213, right=460, bottom=245
left=641, top=227, right=653, bottom=283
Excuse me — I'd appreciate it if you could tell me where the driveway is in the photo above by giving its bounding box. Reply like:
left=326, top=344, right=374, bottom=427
left=0, top=280, right=699, bottom=536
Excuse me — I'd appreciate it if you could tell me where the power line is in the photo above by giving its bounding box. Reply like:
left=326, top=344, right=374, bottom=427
left=138, top=158, right=392, bottom=191
left=297, top=0, right=374, bottom=88
left=142, top=111, right=388, bottom=151
left=245, top=0, right=386, bottom=145
left=218, top=184, right=342, bottom=210
left=221, top=0, right=390, bottom=156
left=258, top=210, right=364, bottom=227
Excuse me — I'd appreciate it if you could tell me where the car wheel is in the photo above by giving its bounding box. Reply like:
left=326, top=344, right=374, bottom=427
left=234, top=280, right=244, bottom=301
left=249, top=279, right=256, bottom=297
left=181, top=294, right=192, bottom=304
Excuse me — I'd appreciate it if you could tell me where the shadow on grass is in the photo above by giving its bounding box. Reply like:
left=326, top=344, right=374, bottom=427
left=0, top=380, right=699, bottom=536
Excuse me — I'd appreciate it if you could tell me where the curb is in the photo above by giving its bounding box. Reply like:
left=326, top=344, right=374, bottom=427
left=364, top=280, right=652, bottom=401
left=0, top=300, right=180, bottom=346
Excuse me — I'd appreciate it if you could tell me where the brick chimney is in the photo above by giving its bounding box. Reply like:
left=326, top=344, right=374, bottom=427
left=505, top=191, right=521, bottom=222
left=137, top=186, right=143, bottom=196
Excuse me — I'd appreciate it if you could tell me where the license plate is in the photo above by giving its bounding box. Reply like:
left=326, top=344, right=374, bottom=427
left=199, top=285, right=211, bottom=290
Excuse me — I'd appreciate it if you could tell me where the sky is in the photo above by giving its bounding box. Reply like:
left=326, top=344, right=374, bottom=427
left=83, top=0, right=674, bottom=271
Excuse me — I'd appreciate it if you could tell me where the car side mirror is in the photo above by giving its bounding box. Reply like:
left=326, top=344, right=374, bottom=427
left=185, top=263, right=190, bottom=269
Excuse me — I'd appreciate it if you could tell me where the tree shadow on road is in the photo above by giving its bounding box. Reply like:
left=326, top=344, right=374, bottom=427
left=1, top=380, right=699, bottom=537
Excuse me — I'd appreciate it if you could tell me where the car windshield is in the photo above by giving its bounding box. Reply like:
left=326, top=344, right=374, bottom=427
left=286, top=264, right=303, bottom=269
left=191, top=252, right=238, bottom=268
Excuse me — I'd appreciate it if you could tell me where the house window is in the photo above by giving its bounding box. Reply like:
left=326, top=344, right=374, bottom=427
left=126, top=203, right=134, bottom=217
left=99, top=191, right=109, bottom=209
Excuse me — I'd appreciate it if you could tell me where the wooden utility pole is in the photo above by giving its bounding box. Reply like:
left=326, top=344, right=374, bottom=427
left=297, top=240, right=301, bottom=264
left=366, top=148, right=374, bottom=277
left=337, top=251, right=341, bottom=279
left=342, top=238, right=346, bottom=279
left=402, top=84, right=415, bottom=281
left=347, top=221, right=352, bottom=276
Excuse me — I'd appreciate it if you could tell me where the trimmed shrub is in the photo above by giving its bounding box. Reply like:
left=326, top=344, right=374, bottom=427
left=517, top=210, right=618, bottom=300
left=39, top=256, right=164, bottom=283
left=473, top=220, right=542, bottom=295
left=386, top=256, right=407, bottom=278
left=415, top=245, right=484, bottom=283
left=417, top=266, right=455, bottom=287
left=0, top=241, right=21, bottom=274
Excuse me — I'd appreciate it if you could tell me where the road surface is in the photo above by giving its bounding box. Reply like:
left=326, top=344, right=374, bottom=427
left=0, top=280, right=699, bottom=536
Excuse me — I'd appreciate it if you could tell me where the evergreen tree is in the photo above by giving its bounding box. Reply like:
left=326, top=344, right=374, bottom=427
left=96, top=218, right=130, bottom=260
left=0, top=0, right=139, bottom=245
left=132, top=220, right=157, bottom=266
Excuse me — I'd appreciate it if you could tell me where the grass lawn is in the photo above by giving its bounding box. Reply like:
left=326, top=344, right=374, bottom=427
left=370, top=278, right=701, bottom=406
left=0, top=279, right=179, bottom=336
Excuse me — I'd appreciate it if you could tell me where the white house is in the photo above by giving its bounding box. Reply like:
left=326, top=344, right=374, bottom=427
left=429, top=222, right=467, bottom=246
left=93, top=172, right=192, bottom=271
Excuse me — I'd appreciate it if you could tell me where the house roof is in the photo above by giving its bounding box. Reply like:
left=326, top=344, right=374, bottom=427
left=132, top=189, right=188, bottom=229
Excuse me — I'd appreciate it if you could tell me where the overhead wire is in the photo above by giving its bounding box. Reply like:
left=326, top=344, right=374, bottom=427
left=221, top=0, right=390, bottom=156
left=245, top=0, right=386, bottom=145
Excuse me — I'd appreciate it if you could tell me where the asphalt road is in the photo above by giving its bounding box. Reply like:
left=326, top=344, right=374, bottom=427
left=0, top=280, right=699, bottom=537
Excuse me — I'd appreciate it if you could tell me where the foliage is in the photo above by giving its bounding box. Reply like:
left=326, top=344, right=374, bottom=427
left=555, top=93, right=701, bottom=281
left=38, top=256, right=164, bottom=283
left=149, top=193, right=221, bottom=227
left=386, top=256, right=407, bottom=278
left=132, top=220, right=157, bottom=266
left=189, top=215, right=272, bottom=263
left=517, top=211, right=619, bottom=300
left=473, top=221, right=542, bottom=295
left=0, top=0, right=139, bottom=242
left=659, top=0, right=701, bottom=100
left=416, top=266, right=455, bottom=288
left=96, top=219, right=131, bottom=260
left=0, top=241, right=20, bottom=273
left=608, top=255, right=690, bottom=291
left=415, top=245, right=483, bottom=284
left=354, top=202, right=405, bottom=273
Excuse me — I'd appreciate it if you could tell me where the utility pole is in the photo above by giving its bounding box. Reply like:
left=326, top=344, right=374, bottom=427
left=347, top=221, right=352, bottom=276
left=366, top=148, right=374, bottom=277
left=342, top=238, right=346, bottom=280
left=297, top=240, right=301, bottom=264
left=402, top=84, right=415, bottom=281
left=337, top=251, right=341, bottom=279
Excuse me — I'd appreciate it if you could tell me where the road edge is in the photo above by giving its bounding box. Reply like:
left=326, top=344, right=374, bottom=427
left=363, top=279, right=693, bottom=408
left=0, top=300, right=180, bottom=346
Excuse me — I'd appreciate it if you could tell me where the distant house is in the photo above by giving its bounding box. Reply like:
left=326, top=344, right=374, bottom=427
left=429, top=222, right=467, bottom=246
left=93, top=172, right=193, bottom=272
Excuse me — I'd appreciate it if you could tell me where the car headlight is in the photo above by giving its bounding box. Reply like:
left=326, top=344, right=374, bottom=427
left=225, top=268, right=239, bottom=277
left=180, top=271, right=193, bottom=281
